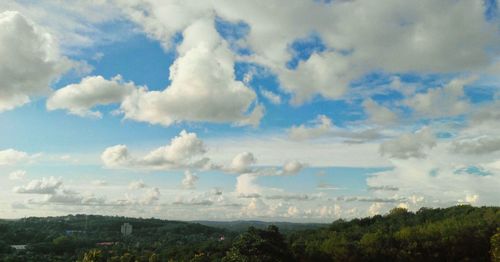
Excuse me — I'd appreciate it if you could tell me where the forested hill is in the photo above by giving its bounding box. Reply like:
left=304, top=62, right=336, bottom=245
left=194, top=220, right=326, bottom=233
left=0, top=205, right=499, bottom=261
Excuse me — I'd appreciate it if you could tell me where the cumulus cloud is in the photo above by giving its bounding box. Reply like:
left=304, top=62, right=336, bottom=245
left=363, top=98, right=397, bottom=125
left=128, top=180, right=147, bottom=190
left=8, top=170, right=26, bottom=180
left=47, top=75, right=137, bottom=118
left=228, top=152, right=256, bottom=173
left=367, top=141, right=500, bottom=209
left=235, top=173, right=262, bottom=197
left=282, top=160, right=305, bottom=175
left=450, top=136, right=500, bottom=155
left=100, top=144, right=130, bottom=168
left=120, top=18, right=262, bottom=126
left=0, top=11, right=71, bottom=112
left=13, top=176, right=62, bottom=194
left=182, top=170, right=198, bottom=189
left=120, top=1, right=499, bottom=104
left=0, top=149, right=29, bottom=166
left=141, top=187, right=160, bottom=205
left=288, top=115, right=334, bottom=141
left=380, top=127, right=436, bottom=159
left=404, top=77, right=477, bottom=118
left=102, top=130, right=210, bottom=170
left=0, top=1, right=124, bottom=49
left=36, top=190, right=106, bottom=206
left=288, top=115, right=384, bottom=143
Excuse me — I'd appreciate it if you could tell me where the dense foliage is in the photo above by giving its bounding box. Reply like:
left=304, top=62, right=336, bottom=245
left=0, top=205, right=498, bottom=261
left=0, top=215, right=234, bottom=261
left=288, top=206, right=499, bottom=261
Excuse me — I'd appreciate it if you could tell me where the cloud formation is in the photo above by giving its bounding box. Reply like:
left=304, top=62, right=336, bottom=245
left=380, top=127, right=436, bottom=159
left=0, top=149, right=29, bottom=166
left=47, top=75, right=136, bottom=118
left=120, top=18, right=262, bottom=127
left=119, top=0, right=499, bottom=104
left=14, top=177, right=62, bottom=194
left=102, top=130, right=210, bottom=170
left=0, top=11, right=71, bottom=112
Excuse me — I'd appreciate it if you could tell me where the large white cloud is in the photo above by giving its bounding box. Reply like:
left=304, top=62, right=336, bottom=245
left=120, top=18, right=262, bottom=126
left=182, top=170, right=199, bottom=189
left=47, top=75, right=137, bottom=118
left=0, top=11, right=71, bottom=112
left=0, top=1, right=124, bottom=49
left=101, top=130, right=210, bottom=170
left=451, top=136, right=500, bottom=155
left=228, top=152, right=256, bottom=173
left=380, top=127, right=436, bottom=159
left=404, top=77, right=477, bottom=118
left=363, top=99, right=398, bottom=125
left=13, top=176, right=62, bottom=194
left=0, top=149, right=29, bottom=166
left=120, top=0, right=500, bottom=104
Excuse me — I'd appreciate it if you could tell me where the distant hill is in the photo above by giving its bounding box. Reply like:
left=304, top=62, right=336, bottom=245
left=194, top=220, right=327, bottom=232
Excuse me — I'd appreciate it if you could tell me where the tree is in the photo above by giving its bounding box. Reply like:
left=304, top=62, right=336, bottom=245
left=223, top=226, right=294, bottom=262
left=81, top=249, right=103, bottom=262
left=491, top=231, right=500, bottom=262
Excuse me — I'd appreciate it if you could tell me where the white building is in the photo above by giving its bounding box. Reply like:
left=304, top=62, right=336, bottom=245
left=121, top=223, right=132, bottom=236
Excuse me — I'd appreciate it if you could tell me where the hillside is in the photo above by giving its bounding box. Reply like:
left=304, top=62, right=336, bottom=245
left=0, top=205, right=498, bottom=261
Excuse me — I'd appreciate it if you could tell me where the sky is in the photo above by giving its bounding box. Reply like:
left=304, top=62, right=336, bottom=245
left=0, top=0, right=499, bottom=222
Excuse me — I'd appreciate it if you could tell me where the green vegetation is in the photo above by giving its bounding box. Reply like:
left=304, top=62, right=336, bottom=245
left=0, top=205, right=498, bottom=261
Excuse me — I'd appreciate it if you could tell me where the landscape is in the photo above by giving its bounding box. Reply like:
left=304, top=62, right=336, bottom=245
left=0, top=206, right=498, bottom=261
left=1, top=0, right=500, bottom=261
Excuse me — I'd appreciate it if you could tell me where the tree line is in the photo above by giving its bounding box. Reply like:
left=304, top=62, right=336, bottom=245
left=0, top=205, right=498, bottom=261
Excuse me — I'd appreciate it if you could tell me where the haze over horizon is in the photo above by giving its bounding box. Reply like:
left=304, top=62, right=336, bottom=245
left=0, top=0, right=499, bottom=222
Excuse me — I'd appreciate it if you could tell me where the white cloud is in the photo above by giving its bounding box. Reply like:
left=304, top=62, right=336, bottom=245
left=182, top=170, right=198, bottom=189
left=368, top=141, right=500, bottom=209
left=207, top=135, right=390, bottom=168
left=260, top=89, right=282, bottom=105
left=0, top=1, right=124, bottom=49
left=14, top=177, right=62, bottom=194
left=288, top=114, right=384, bottom=143
left=102, top=130, right=210, bottom=170
left=380, top=127, right=436, bottom=159
left=235, top=173, right=262, bottom=197
left=91, top=180, right=108, bottom=186
left=405, top=77, right=477, bottom=118
left=363, top=98, right=397, bottom=125
left=47, top=75, right=137, bottom=118
left=368, top=203, right=386, bottom=216
left=450, top=136, right=500, bottom=155
left=120, top=0, right=499, bottom=104
left=128, top=180, right=147, bottom=190
left=0, top=149, right=28, bottom=166
left=141, top=187, right=160, bottom=205
left=0, top=11, right=71, bottom=112
left=282, top=160, right=305, bottom=175
left=8, top=170, right=26, bottom=180
left=288, top=115, right=334, bottom=141
left=39, top=190, right=105, bottom=206
left=120, top=18, right=262, bottom=126
left=228, top=152, right=256, bottom=173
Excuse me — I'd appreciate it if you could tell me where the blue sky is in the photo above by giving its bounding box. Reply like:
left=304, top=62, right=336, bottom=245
left=0, top=0, right=499, bottom=221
